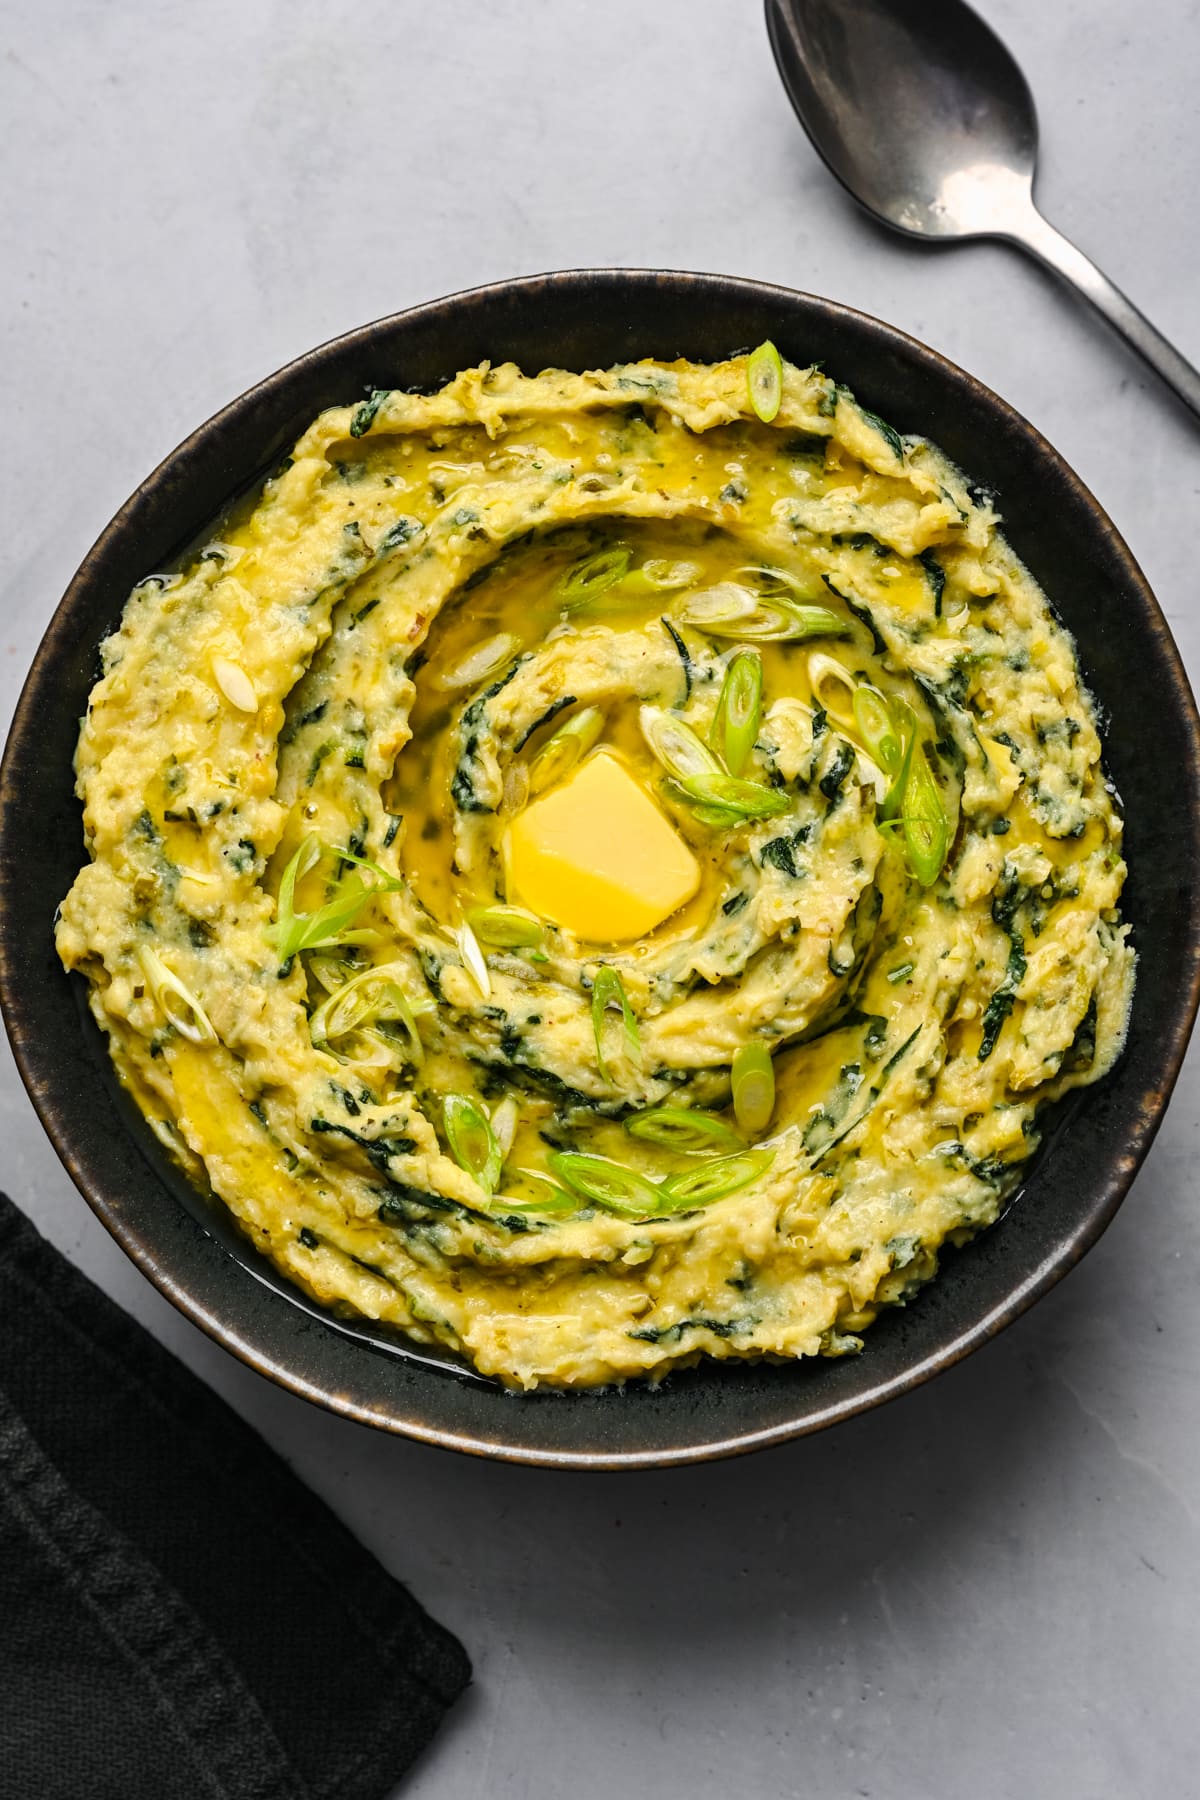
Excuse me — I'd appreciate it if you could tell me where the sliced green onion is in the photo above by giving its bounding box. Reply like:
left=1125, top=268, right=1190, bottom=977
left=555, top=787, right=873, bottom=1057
left=874, top=698, right=949, bottom=886
left=731, top=1042, right=775, bottom=1135
left=710, top=651, right=763, bottom=775
left=899, top=741, right=950, bottom=886
left=333, top=843, right=406, bottom=886
left=555, top=546, right=631, bottom=605
left=887, top=960, right=914, bottom=983
left=659, top=1148, right=775, bottom=1210
left=591, top=965, right=641, bottom=1084
left=528, top=705, right=605, bottom=794
left=677, top=583, right=849, bottom=643
left=747, top=341, right=784, bottom=423
left=738, top=565, right=817, bottom=600
left=625, top=1108, right=745, bottom=1154
left=436, top=632, right=521, bottom=692
left=881, top=700, right=917, bottom=821
left=454, top=919, right=491, bottom=998
left=625, top=558, right=702, bottom=592
left=677, top=773, right=790, bottom=820
left=853, top=685, right=903, bottom=774
left=676, top=582, right=766, bottom=630
left=492, top=1169, right=578, bottom=1216
left=267, top=836, right=403, bottom=963
left=548, top=1151, right=662, bottom=1219
left=274, top=832, right=320, bottom=927
left=639, top=705, right=722, bottom=783
left=467, top=904, right=544, bottom=949
left=502, top=758, right=530, bottom=815
left=489, top=1095, right=521, bottom=1161
left=808, top=652, right=858, bottom=730
left=680, top=803, right=747, bottom=831
left=212, top=656, right=258, bottom=713
left=443, top=1093, right=502, bottom=1193
left=760, top=605, right=850, bottom=641
left=309, top=961, right=429, bottom=1068
left=305, top=953, right=357, bottom=995
left=315, top=1031, right=396, bottom=1072
left=138, top=946, right=217, bottom=1044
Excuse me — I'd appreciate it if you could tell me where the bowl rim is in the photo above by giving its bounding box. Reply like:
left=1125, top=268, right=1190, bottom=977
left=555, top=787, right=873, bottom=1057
left=3, top=265, right=1199, bottom=1468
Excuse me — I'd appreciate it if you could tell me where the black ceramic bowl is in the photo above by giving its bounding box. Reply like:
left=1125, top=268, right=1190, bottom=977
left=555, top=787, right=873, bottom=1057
left=3, top=270, right=1198, bottom=1467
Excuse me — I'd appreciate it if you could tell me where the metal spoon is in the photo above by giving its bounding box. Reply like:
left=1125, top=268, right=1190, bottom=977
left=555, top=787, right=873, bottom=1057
left=765, top=0, right=1200, bottom=420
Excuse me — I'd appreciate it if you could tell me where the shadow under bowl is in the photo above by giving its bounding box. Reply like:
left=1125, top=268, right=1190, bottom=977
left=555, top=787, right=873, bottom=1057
left=2, top=269, right=1198, bottom=1468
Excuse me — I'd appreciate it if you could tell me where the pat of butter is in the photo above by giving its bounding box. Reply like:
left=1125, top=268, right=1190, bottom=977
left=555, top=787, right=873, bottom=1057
left=506, top=751, right=700, bottom=941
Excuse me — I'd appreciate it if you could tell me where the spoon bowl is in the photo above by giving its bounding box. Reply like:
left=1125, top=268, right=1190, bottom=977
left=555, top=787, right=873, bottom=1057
left=765, top=0, right=1200, bottom=417
left=766, top=0, right=1037, bottom=239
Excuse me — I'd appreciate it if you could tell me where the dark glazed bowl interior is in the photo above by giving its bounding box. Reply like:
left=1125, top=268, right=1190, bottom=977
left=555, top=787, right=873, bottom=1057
left=2, top=270, right=1198, bottom=1467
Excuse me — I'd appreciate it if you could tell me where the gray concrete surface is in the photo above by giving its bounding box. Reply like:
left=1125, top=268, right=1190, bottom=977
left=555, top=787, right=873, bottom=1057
left=2, top=2, right=1198, bottom=1794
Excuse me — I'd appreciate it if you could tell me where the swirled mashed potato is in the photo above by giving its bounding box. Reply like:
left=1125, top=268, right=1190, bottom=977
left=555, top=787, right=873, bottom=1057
left=56, top=354, right=1134, bottom=1388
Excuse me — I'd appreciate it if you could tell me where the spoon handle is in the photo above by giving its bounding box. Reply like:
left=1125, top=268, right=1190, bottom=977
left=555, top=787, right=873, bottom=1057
left=1010, top=207, right=1200, bottom=421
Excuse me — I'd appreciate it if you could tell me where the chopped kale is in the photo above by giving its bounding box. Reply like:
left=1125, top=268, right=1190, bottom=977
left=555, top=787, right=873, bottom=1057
left=811, top=1026, right=923, bottom=1166
left=824, top=575, right=885, bottom=655
left=1063, top=996, right=1099, bottom=1072
left=803, top=1063, right=865, bottom=1153
left=885, top=1234, right=921, bottom=1269
left=515, top=695, right=576, bottom=751
left=857, top=404, right=904, bottom=461
left=978, top=947, right=1025, bottom=1063
left=377, top=1184, right=458, bottom=1227
left=629, top=1316, right=748, bottom=1344
left=784, top=431, right=828, bottom=459
left=311, top=1117, right=414, bottom=1175
left=450, top=761, right=490, bottom=815
left=819, top=742, right=855, bottom=803
left=226, top=838, right=258, bottom=874
left=831, top=531, right=890, bottom=557
left=307, top=739, right=335, bottom=785
left=760, top=837, right=799, bottom=878
left=377, top=515, right=422, bottom=554
left=978, top=993, right=1014, bottom=1058
left=919, top=550, right=946, bottom=618
left=660, top=617, right=693, bottom=702
left=461, top=660, right=522, bottom=730
left=349, top=388, right=391, bottom=437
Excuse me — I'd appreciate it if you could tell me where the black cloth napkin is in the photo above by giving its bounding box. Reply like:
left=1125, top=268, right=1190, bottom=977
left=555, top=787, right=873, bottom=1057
left=0, top=1192, right=470, bottom=1800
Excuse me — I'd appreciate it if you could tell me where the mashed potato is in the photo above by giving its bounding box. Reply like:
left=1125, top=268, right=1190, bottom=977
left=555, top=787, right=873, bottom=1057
left=56, top=352, right=1134, bottom=1387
